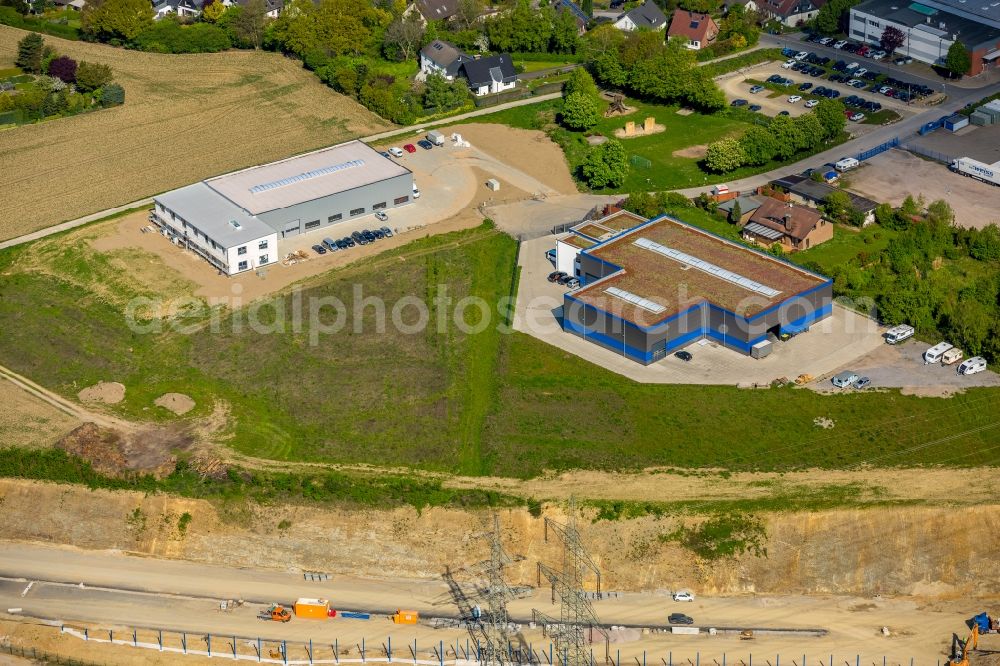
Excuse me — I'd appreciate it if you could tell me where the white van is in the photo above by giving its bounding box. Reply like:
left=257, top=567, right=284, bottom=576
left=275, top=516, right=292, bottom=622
left=941, top=348, right=964, bottom=365
left=924, top=341, right=953, bottom=364
left=958, top=357, right=987, bottom=375
left=412, top=182, right=420, bottom=199
left=834, top=157, right=860, bottom=172
left=832, top=371, right=859, bottom=388
left=885, top=324, right=914, bottom=344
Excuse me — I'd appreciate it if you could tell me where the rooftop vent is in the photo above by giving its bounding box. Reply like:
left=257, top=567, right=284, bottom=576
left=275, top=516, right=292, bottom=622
left=605, top=286, right=666, bottom=314
left=230, top=220, right=242, bottom=229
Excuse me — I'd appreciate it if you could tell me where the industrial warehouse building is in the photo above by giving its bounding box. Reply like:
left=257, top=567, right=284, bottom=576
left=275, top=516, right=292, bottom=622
left=557, top=212, right=833, bottom=364
left=849, top=0, right=1000, bottom=75
left=153, top=140, right=414, bottom=275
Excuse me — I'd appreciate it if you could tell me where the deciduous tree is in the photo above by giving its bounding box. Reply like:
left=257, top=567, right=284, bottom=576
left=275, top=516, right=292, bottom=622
left=738, top=124, right=777, bottom=165
left=75, top=61, right=113, bottom=91
left=813, top=98, right=846, bottom=140
left=202, top=0, right=227, bottom=22
left=879, top=26, right=904, bottom=55
left=563, top=67, right=598, bottom=99
left=704, top=137, right=745, bottom=173
left=561, top=90, right=600, bottom=130
left=945, top=40, right=971, bottom=76
left=383, top=10, right=424, bottom=61
left=581, top=139, right=628, bottom=188
left=82, top=0, right=154, bottom=41
left=47, top=55, right=77, bottom=83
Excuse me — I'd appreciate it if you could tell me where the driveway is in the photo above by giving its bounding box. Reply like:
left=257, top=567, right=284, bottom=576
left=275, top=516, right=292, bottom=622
left=513, top=235, right=887, bottom=386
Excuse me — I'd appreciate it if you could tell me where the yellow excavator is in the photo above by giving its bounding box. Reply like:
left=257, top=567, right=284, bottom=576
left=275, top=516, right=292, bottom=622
left=946, top=625, right=979, bottom=666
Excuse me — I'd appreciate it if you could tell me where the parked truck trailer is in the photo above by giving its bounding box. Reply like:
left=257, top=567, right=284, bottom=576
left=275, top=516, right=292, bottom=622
left=950, top=157, right=1000, bottom=186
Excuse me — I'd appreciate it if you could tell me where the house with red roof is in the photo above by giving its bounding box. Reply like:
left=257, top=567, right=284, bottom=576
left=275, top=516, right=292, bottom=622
left=667, top=10, right=720, bottom=50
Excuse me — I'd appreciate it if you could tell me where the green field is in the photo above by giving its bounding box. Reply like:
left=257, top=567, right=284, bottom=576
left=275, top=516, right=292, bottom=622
left=2, top=222, right=1000, bottom=478
left=471, top=97, right=845, bottom=192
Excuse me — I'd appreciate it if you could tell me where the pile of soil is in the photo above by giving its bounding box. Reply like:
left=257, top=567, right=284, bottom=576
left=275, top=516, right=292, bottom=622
left=77, top=381, right=125, bottom=405
left=56, top=422, right=189, bottom=479
left=155, top=393, right=195, bottom=416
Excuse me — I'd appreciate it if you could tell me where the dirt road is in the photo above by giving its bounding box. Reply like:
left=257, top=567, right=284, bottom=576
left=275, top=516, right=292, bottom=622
left=0, top=542, right=992, bottom=663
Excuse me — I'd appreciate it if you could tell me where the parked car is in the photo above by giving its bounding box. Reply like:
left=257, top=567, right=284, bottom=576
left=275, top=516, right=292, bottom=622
left=388, top=147, right=404, bottom=157
left=833, top=40, right=847, bottom=49
left=674, top=350, right=693, bottom=362
left=352, top=231, right=367, bottom=245
left=373, top=229, right=385, bottom=240
left=849, top=112, right=865, bottom=121
left=343, top=236, right=356, bottom=247
left=794, top=51, right=809, bottom=60
left=782, top=59, right=796, bottom=69
left=749, top=104, right=762, bottom=112
left=798, top=82, right=813, bottom=91
left=322, top=237, right=339, bottom=252
left=379, top=151, right=390, bottom=158
left=749, top=85, right=765, bottom=94
left=362, top=229, right=377, bottom=242
left=375, top=210, right=388, bottom=222
left=668, top=613, right=694, bottom=625
left=819, top=37, right=833, bottom=45
left=312, top=244, right=327, bottom=255
left=854, top=67, right=868, bottom=76
left=871, top=50, right=886, bottom=60
left=731, top=98, right=749, bottom=107
left=673, top=591, right=695, bottom=602
left=805, top=99, right=819, bottom=108
left=548, top=271, right=567, bottom=283
left=778, top=110, right=791, bottom=116
left=854, top=376, right=871, bottom=389
left=403, top=144, right=417, bottom=153
left=381, top=226, right=393, bottom=237
left=788, top=95, right=802, bottom=103
left=565, top=277, right=580, bottom=289
left=417, top=139, right=434, bottom=150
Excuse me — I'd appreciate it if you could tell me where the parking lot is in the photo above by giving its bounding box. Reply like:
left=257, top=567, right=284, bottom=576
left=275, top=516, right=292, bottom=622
left=819, top=337, right=1000, bottom=396
left=513, top=235, right=887, bottom=386
left=847, top=148, right=1000, bottom=229
left=905, top=122, right=1000, bottom=165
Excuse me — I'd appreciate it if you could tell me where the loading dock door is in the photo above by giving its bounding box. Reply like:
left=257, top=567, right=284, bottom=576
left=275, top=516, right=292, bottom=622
left=282, top=219, right=301, bottom=238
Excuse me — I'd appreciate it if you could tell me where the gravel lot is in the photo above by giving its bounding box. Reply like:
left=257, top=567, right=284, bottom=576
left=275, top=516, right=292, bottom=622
left=846, top=148, right=1000, bottom=229
left=905, top=123, right=1000, bottom=164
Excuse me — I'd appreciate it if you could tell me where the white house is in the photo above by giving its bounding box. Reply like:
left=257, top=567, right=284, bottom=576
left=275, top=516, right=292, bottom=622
left=722, top=0, right=758, bottom=14
left=153, top=0, right=200, bottom=19
left=613, top=0, right=668, bottom=31
left=460, top=54, right=518, bottom=96
left=418, top=40, right=473, bottom=81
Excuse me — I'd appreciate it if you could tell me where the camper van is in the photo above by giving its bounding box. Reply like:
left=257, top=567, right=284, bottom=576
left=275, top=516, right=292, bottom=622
left=832, top=371, right=859, bottom=388
left=941, top=348, right=964, bottom=365
left=884, top=324, right=914, bottom=344
left=924, top=341, right=953, bottom=364
left=834, top=157, right=859, bottom=172
left=958, top=357, right=987, bottom=375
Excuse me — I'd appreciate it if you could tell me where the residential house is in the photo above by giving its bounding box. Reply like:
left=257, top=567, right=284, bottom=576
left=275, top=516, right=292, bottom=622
left=460, top=54, right=518, bottom=96
left=415, top=0, right=460, bottom=21
left=221, top=0, right=283, bottom=18
left=742, top=197, right=832, bottom=251
left=556, top=0, right=590, bottom=34
left=667, top=9, right=719, bottom=49
left=717, top=194, right=765, bottom=224
left=771, top=174, right=878, bottom=225
left=153, top=0, right=200, bottom=19
left=419, top=40, right=473, bottom=81
left=758, top=0, right=823, bottom=27
left=722, top=0, right=758, bottom=13
left=613, top=0, right=668, bottom=31
left=52, top=0, right=86, bottom=11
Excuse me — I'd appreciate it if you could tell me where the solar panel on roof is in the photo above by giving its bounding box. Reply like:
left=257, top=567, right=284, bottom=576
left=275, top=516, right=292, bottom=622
left=606, top=286, right=666, bottom=314
left=633, top=237, right=782, bottom=299
left=249, top=159, right=365, bottom=194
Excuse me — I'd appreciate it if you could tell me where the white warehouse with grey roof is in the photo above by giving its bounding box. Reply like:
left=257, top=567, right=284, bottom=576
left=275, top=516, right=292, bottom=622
left=152, top=140, right=414, bottom=275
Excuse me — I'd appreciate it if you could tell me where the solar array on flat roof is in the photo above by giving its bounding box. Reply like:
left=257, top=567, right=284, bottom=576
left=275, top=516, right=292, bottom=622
left=633, top=237, right=783, bottom=299
left=249, top=159, right=365, bottom=194
left=605, top=286, right=667, bottom=314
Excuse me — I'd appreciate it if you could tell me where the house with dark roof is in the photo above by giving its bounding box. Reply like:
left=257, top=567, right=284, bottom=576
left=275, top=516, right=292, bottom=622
left=718, top=194, right=766, bottom=224
left=415, top=0, right=460, bottom=21
left=153, top=0, right=200, bottom=19
left=614, top=0, right=668, bottom=31
left=219, top=0, right=283, bottom=17
left=556, top=0, right=590, bottom=34
left=742, top=197, right=832, bottom=252
left=667, top=9, right=719, bottom=49
left=771, top=174, right=878, bottom=225
left=758, top=0, right=823, bottom=26
left=419, top=40, right=474, bottom=81
left=460, top=54, right=518, bottom=96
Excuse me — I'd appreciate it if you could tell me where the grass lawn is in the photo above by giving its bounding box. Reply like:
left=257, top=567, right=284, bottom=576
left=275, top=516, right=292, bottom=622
left=3, top=223, right=1000, bottom=478
left=794, top=223, right=895, bottom=273
left=515, top=59, right=577, bottom=73
left=863, top=109, right=902, bottom=124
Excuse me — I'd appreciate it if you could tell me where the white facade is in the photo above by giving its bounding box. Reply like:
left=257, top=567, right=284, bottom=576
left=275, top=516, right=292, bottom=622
left=555, top=236, right=583, bottom=276
left=471, top=78, right=516, bottom=96
left=849, top=7, right=954, bottom=64
left=152, top=202, right=278, bottom=276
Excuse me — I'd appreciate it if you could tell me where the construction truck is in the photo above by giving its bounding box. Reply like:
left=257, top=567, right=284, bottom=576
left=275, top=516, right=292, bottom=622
left=258, top=604, right=292, bottom=623
left=946, top=625, right=978, bottom=666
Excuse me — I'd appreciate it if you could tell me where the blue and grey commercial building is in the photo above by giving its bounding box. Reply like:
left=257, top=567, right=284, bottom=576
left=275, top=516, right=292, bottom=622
left=152, top=140, right=413, bottom=275
left=559, top=212, right=833, bottom=364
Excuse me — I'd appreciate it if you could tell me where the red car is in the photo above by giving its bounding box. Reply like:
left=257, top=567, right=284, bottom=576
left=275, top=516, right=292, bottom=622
left=403, top=144, right=417, bottom=153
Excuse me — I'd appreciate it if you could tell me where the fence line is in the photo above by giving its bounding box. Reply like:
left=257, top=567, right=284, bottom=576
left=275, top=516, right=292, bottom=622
left=855, top=137, right=899, bottom=162
left=53, top=626, right=936, bottom=666
left=901, top=142, right=955, bottom=165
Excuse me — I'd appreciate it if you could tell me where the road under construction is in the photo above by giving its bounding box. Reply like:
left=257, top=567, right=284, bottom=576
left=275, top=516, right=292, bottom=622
left=0, top=542, right=995, bottom=664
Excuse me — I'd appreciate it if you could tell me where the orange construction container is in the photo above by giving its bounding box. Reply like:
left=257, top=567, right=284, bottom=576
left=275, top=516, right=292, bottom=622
left=393, top=610, right=419, bottom=625
left=294, top=598, right=330, bottom=620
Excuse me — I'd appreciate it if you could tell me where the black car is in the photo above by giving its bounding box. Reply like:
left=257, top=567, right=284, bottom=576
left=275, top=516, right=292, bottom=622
left=312, top=244, right=327, bottom=255
left=674, top=350, right=693, bottom=362
left=798, top=82, right=813, bottom=91
left=381, top=226, right=393, bottom=237
left=548, top=271, right=567, bottom=283
left=417, top=139, right=434, bottom=150
left=335, top=238, right=348, bottom=249
left=352, top=231, right=367, bottom=245
left=669, top=613, right=694, bottom=625
left=373, top=229, right=386, bottom=240
left=557, top=274, right=574, bottom=285
left=778, top=110, right=791, bottom=116
left=362, top=229, right=377, bottom=242
left=343, top=236, right=356, bottom=247
left=766, top=74, right=782, bottom=83
left=731, top=98, right=748, bottom=107
left=749, top=104, right=762, bottom=112
left=827, top=89, right=840, bottom=98
left=814, top=86, right=828, bottom=95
